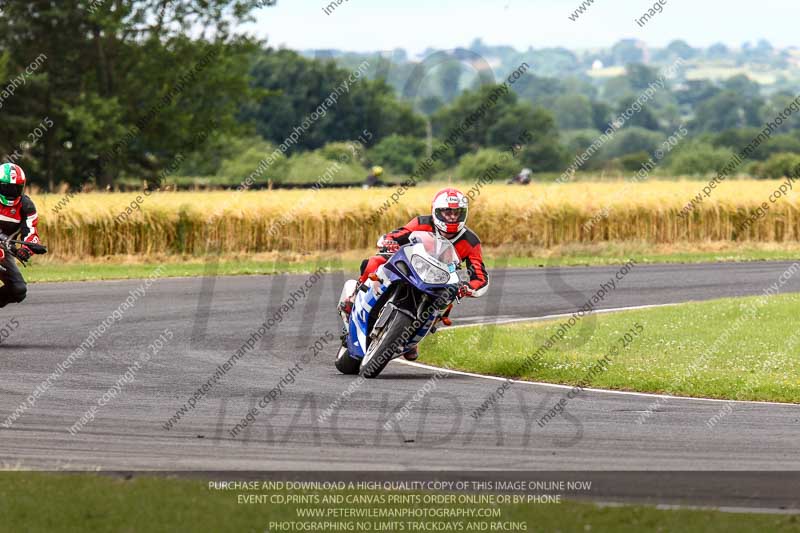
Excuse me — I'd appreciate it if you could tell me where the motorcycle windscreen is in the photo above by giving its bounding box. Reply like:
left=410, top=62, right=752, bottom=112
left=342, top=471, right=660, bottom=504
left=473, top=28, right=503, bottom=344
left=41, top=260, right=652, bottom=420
left=408, top=231, right=459, bottom=266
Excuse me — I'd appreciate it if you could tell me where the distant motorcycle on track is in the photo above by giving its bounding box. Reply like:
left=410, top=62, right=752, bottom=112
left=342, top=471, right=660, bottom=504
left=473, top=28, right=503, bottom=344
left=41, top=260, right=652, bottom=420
left=335, top=231, right=468, bottom=378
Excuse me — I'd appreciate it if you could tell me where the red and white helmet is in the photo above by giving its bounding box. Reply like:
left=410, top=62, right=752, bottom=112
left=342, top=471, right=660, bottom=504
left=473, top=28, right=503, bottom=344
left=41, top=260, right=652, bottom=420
left=431, top=188, right=468, bottom=235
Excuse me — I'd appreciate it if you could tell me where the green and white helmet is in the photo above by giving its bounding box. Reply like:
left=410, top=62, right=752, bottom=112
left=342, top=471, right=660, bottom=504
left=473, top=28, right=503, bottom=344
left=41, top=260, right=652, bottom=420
left=0, top=163, right=26, bottom=206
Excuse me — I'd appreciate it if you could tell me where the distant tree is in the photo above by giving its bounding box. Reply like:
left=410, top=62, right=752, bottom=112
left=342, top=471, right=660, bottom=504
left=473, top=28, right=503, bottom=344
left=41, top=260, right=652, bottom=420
left=756, top=39, right=774, bottom=53
left=553, top=94, right=593, bottom=130
left=0, top=0, right=268, bottom=188
left=602, top=128, right=664, bottom=159
left=432, top=84, right=563, bottom=169
left=392, top=48, right=408, bottom=62
left=713, top=128, right=759, bottom=146
left=602, top=75, right=633, bottom=102
left=610, top=40, right=644, bottom=65
left=561, top=76, right=598, bottom=100
left=520, top=139, right=567, bottom=172
left=561, top=129, right=602, bottom=163
left=435, top=61, right=464, bottom=103
left=722, top=75, right=761, bottom=99
left=180, top=133, right=249, bottom=177
left=455, top=148, right=520, bottom=181
left=692, top=91, right=764, bottom=132
left=0, top=51, right=7, bottom=81
left=619, top=151, right=652, bottom=171
left=707, top=43, right=731, bottom=59
left=368, top=135, right=428, bottom=174
left=668, top=141, right=734, bottom=175
left=591, top=101, right=614, bottom=131
left=418, top=96, right=445, bottom=116
left=318, top=141, right=367, bottom=166
left=625, top=64, right=660, bottom=91
left=245, top=49, right=425, bottom=151
left=713, top=129, right=800, bottom=161
left=741, top=39, right=777, bottom=64
left=527, top=48, right=581, bottom=77
left=431, top=84, right=518, bottom=155
left=487, top=105, right=558, bottom=151
left=512, top=73, right=565, bottom=109
left=765, top=135, right=800, bottom=155
left=468, top=38, right=490, bottom=56
left=666, top=40, right=698, bottom=60
left=675, top=80, right=720, bottom=107
left=615, top=96, right=661, bottom=131
left=767, top=91, right=800, bottom=130
left=217, top=137, right=290, bottom=183
left=757, top=152, right=800, bottom=179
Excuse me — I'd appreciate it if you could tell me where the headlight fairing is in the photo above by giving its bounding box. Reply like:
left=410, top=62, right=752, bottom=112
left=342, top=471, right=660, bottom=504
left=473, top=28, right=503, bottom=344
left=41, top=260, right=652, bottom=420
left=410, top=254, right=450, bottom=284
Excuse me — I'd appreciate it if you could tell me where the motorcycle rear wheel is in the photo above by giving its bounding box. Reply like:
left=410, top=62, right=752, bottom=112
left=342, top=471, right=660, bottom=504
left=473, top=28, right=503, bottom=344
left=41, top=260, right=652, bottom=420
left=334, top=345, right=360, bottom=375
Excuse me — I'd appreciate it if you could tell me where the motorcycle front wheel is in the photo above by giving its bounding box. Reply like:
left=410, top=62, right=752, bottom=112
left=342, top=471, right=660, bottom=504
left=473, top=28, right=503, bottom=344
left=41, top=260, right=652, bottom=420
left=360, top=310, right=414, bottom=379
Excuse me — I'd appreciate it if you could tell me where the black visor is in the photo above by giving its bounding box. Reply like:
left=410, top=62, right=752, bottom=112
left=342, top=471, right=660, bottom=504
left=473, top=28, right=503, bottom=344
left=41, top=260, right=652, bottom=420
left=435, top=207, right=467, bottom=225
left=0, top=183, right=22, bottom=199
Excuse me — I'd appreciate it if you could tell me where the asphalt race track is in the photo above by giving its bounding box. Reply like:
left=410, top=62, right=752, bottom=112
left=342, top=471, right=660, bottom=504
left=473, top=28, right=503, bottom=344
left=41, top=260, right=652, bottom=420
left=2, top=261, right=799, bottom=509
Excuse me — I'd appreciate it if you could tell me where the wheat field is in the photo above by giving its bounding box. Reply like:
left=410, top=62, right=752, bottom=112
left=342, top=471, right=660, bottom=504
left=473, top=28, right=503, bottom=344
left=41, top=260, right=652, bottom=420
left=37, top=180, right=800, bottom=258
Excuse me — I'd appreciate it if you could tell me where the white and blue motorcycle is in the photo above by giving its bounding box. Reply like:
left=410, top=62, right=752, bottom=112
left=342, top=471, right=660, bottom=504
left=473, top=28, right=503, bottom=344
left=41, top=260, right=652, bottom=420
left=335, top=231, right=468, bottom=378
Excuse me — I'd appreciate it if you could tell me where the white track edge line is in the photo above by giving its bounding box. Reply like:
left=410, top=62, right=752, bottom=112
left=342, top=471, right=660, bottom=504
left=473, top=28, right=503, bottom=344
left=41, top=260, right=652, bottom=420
left=447, top=302, right=682, bottom=329
left=398, top=303, right=800, bottom=407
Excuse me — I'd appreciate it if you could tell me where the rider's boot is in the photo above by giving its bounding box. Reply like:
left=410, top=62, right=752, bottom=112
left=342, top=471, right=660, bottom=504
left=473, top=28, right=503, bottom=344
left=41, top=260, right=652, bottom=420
left=402, top=345, right=419, bottom=361
left=339, top=296, right=353, bottom=319
left=337, top=280, right=359, bottom=323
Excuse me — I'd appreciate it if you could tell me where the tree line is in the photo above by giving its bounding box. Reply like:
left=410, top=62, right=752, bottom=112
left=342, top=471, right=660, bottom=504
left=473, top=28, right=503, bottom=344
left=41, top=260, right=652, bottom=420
left=3, top=2, right=800, bottom=190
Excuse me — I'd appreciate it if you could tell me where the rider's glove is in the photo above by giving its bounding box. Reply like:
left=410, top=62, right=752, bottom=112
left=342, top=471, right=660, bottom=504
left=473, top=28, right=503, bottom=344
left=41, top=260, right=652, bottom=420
left=16, top=246, right=32, bottom=262
left=457, top=284, right=473, bottom=299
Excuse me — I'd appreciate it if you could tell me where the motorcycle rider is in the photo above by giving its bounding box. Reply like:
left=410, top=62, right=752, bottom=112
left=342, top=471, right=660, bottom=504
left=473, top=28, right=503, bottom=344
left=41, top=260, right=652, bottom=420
left=363, top=166, right=384, bottom=188
left=508, top=167, right=532, bottom=185
left=0, top=163, right=44, bottom=307
left=353, top=187, right=489, bottom=360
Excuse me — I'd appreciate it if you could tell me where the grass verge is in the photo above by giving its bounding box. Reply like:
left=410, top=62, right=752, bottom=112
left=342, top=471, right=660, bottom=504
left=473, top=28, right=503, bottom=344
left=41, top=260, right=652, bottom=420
left=22, top=241, right=800, bottom=283
left=422, top=294, right=800, bottom=403
left=1, top=472, right=798, bottom=533
left=23, top=256, right=361, bottom=283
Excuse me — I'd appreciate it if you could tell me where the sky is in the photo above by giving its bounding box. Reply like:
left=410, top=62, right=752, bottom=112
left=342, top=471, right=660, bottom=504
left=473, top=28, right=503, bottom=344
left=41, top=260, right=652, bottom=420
left=245, top=0, right=797, bottom=55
